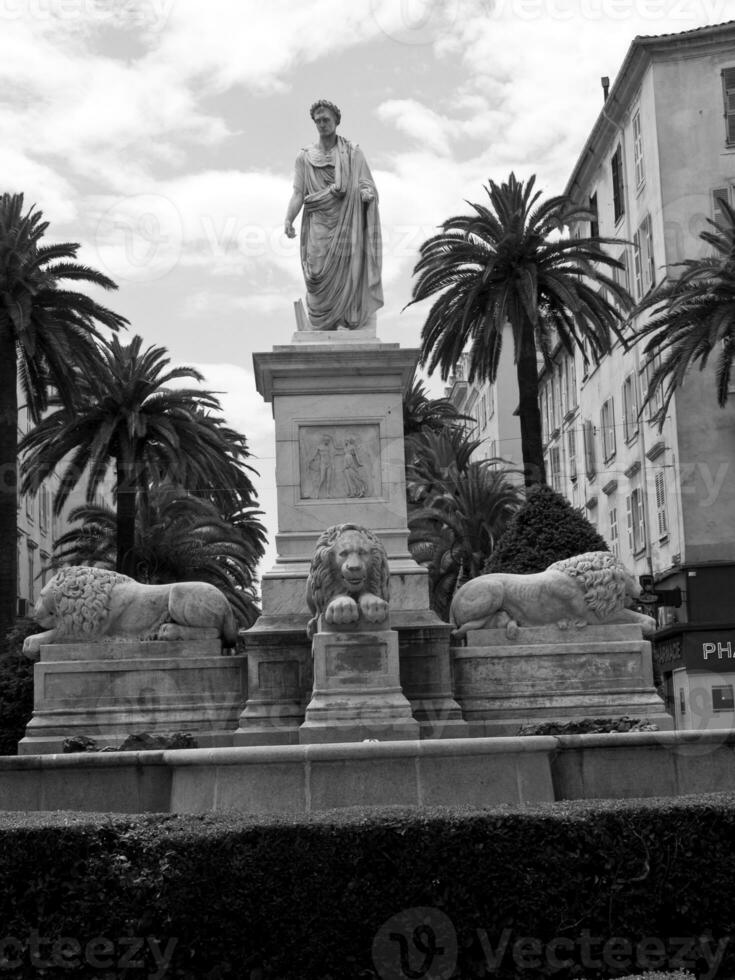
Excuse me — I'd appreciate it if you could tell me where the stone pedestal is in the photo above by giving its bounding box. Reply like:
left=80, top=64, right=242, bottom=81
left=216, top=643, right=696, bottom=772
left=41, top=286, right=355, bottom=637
left=299, top=627, right=419, bottom=744
left=19, top=641, right=247, bottom=755
left=235, top=336, right=464, bottom=746
left=233, top=615, right=312, bottom=746
left=253, top=340, right=429, bottom=614
left=452, top=624, right=674, bottom=737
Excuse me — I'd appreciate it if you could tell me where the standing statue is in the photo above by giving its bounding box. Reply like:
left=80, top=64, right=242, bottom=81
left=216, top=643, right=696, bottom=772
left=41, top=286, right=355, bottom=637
left=284, top=99, right=383, bottom=331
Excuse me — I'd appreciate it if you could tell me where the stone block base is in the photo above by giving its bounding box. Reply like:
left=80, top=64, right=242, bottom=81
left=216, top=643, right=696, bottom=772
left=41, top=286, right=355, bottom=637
left=299, top=629, right=419, bottom=743
left=234, top=615, right=312, bottom=747
left=452, top=624, right=673, bottom=737
left=18, top=641, right=247, bottom=755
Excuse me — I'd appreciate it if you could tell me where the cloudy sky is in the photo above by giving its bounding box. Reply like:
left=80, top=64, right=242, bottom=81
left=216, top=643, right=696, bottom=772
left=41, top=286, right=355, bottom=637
left=3, top=0, right=728, bottom=574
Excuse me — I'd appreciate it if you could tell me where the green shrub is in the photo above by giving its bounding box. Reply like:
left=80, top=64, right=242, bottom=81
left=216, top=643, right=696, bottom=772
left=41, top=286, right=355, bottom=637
left=0, top=620, right=36, bottom=756
left=0, top=794, right=733, bottom=978
left=484, top=483, right=609, bottom=574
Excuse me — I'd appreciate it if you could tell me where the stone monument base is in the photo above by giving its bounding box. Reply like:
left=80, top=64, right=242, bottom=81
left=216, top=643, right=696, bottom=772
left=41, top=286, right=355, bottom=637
left=452, top=624, right=673, bottom=737
left=18, top=641, right=247, bottom=755
left=299, top=628, right=420, bottom=744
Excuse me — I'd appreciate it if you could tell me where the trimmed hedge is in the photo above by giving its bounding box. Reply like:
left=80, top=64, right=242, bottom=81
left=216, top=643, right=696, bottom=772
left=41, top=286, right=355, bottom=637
left=0, top=620, right=36, bottom=756
left=484, top=484, right=609, bottom=574
left=0, top=794, right=734, bottom=978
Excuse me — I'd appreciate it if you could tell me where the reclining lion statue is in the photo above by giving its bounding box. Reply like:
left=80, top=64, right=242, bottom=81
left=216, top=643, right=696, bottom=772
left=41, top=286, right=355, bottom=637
left=306, top=523, right=390, bottom=639
left=23, top=566, right=238, bottom=659
left=450, top=551, right=656, bottom=640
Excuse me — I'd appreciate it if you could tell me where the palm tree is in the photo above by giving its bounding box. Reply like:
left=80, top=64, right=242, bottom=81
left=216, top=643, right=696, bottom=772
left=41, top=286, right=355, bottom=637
left=408, top=172, right=633, bottom=487
left=49, top=491, right=266, bottom=627
left=408, top=457, right=520, bottom=618
left=632, top=200, right=735, bottom=427
left=402, top=374, right=469, bottom=439
left=405, top=425, right=520, bottom=615
left=0, top=192, right=126, bottom=634
left=20, top=335, right=260, bottom=578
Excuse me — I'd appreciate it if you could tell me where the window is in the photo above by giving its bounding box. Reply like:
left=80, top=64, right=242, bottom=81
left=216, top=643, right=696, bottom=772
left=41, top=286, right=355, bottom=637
left=564, top=356, right=577, bottom=413
left=552, top=373, right=561, bottom=432
left=641, top=353, right=664, bottom=420
left=478, top=394, right=487, bottom=429
left=632, top=108, right=645, bottom=187
left=27, top=543, right=35, bottom=604
left=613, top=249, right=630, bottom=295
left=39, top=486, right=49, bottom=534
left=609, top=505, right=620, bottom=558
left=679, top=688, right=686, bottom=716
left=633, top=214, right=655, bottom=298
left=25, top=492, right=33, bottom=521
left=626, top=486, right=646, bottom=554
left=560, top=364, right=567, bottom=420
left=600, top=398, right=616, bottom=461
left=622, top=374, right=639, bottom=442
left=611, top=144, right=625, bottom=222
left=567, top=428, right=577, bottom=481
left=713, top=187, right=730, bottom=228
left=487, top=386, right=495, bottom=419
left=541, top=384, right=550, bottom=443
left=713, top=685, right=735, bottom=712
left=654, top=469, right=668, bottom=538
left=549, top=446, right=562, bottom=493
left=589, top=192, right=599, bottom=238
left=583, top=419, right=596, bottom=479
left=722, top=68, right=735, bottom=145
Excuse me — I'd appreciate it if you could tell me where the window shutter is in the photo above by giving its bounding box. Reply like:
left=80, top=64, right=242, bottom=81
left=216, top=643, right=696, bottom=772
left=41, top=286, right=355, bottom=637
left=626, top=495, right=633, bottom=551
left=633, top=230, right=643, bottom=298
left=713, top=187, right=730, bottom=227
left=655, top=470, right=668, bottom=537
left=611, top=146, right=624, bottom=222
left=568, top=428, right=577, bottom=478
left=583, top=419, right=596, bottom=479
left=723, top=68, right=735, bottom=145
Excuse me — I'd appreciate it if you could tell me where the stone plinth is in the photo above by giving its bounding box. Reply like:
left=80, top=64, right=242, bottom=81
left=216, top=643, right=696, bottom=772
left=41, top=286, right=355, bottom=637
left=233, top=615, right=312, bottom=746
left=18, top=641, right=247, bottom=755
left=253, top=342, right=430, bottom=614
left=299, top=627, right=419, bottom=744
left=394, top=612, right=468, bottom=739
left=452, top=624, right=673, bottom=737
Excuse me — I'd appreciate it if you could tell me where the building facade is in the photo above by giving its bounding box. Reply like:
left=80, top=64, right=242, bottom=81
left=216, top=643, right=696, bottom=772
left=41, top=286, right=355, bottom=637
left=448, top=22, right=735, bottom=729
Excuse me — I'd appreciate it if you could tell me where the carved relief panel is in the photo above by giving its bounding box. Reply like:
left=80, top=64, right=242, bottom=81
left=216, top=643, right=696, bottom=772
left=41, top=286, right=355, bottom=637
left=299, top=424, right=382, bottom=500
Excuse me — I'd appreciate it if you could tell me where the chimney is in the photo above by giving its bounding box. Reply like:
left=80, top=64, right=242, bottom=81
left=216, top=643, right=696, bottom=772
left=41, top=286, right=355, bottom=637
left=601, top=76, right=610, bottom=102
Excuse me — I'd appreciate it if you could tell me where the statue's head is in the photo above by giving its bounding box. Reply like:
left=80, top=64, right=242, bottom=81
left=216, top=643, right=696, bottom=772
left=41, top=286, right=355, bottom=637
left=310, top=100, right=341, bottom=126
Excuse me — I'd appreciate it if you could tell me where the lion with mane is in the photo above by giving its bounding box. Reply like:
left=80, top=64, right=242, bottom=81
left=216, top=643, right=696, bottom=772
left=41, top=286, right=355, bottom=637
left=450, top=551, right=656, bottom=639
left=23, top=566, right=238, bottom=659
left=306, top=523, right=390, bottom=639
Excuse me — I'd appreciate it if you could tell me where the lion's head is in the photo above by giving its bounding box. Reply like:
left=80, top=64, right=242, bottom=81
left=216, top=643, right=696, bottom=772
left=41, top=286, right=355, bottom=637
left=35, top=566, right=129, bottom=639
left=546, top=551, right=639, bottom=620
left=306, top=523, right=390, bottom=624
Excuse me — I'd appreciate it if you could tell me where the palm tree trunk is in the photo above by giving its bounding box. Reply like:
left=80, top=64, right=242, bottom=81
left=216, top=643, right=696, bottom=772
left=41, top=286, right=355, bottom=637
left=0, top=327, right=18, bottom=636
left=516, top=324, right=546, bottom=488
left=116, top=456, right=137, bottom=578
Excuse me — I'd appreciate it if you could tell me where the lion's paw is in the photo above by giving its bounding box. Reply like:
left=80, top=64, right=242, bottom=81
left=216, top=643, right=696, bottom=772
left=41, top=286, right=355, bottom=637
left=358, top=593, right=389, bottom=624
left=505, top=620, right=520, bottom=640
left=325, top=595, right=360, bottom=626
left=557, top=619, right=571, bottom=631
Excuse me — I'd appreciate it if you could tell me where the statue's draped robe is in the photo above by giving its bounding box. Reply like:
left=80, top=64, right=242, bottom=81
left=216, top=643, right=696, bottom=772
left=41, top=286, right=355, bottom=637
left=294, top=136, right=383, bottom=330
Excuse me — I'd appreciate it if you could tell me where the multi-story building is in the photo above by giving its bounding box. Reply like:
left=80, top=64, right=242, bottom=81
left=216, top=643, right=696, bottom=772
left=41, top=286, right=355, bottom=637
left=445, top=343, right=523, bottom=471
left=449, top=21, right=735, bottom=729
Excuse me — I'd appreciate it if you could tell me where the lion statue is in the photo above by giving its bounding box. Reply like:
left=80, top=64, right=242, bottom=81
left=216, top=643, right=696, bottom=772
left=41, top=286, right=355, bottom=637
left=305, top=523, right=390, bottom=639
left=22, top=566, right=238, bottom=660
left=450, top=551, right=657, bottom=640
